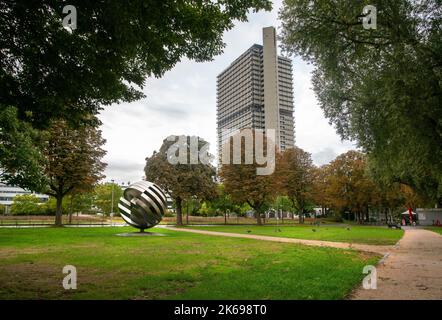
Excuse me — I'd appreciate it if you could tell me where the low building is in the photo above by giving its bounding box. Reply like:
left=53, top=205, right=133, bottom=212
left=416, top=208, right=442, bottom=226
left=0, top=183, right=49, bottom=214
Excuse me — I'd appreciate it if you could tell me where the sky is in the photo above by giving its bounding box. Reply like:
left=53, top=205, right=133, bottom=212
left=98, top=0, right=356, bottom=184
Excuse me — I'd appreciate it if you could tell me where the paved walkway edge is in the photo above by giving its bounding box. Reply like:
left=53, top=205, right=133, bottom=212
left=164, top=226, right=393, bottom=254
left=350, top=228, right=442, bottom=300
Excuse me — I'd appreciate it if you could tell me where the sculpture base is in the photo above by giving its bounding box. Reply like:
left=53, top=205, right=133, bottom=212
left=116, top=232, right=166, bottom=237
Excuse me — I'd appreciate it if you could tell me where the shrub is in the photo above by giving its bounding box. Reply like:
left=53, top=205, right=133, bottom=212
left=11, top=194, right=41, bottom=215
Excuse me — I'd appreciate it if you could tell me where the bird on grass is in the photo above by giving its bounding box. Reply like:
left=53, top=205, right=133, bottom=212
left=346, top=227, right=351, bottom=231
left=246, top=230, right=252, bottom=234
left=312, top=228, right=316, bottom=232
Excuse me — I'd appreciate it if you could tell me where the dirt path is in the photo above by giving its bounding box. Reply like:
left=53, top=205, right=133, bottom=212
left=164, top=226, right=392, bottom=254
left=351, top=228, right=442, bottom=300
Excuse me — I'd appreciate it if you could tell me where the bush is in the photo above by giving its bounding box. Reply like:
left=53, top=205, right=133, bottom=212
left=164, top=212, right=175, bottom=218
left=11, top=194, right=42, bottom=215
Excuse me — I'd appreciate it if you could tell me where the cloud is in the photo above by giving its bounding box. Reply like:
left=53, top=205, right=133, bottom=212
left=98, top=0, right=356, bottom=183
left=312, top=148, right=338, bottom=166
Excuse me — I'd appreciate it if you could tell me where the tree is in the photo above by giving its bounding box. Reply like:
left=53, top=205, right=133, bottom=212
left=368, top=181, right=410, bottom=223
left=144, top=135, right=217, bottom=226
left=311, top=165, right=330, bottom=217
left=0, top=107, right=47, bottom=192
left=10, top=194, right=41, bottom=215
left=42, top=120, right=107, bottom=226
left=211, top=184, right=236, bottom=223
left=273, top=195, right=295, bottom=219
left=1, top=0, right=271, bottom=200
left=280, top=0, right=442, bottom=204
left=94, top=183, right=123, bottom=216
left=275, top=147, right=314, bottom=223
left=1, top=1, right=271, bottom=128
left=323, top=151, right=376, bottom=223
left=66, top=192, right=95, bottom=215
left=220, top=130, right=277, bottom=225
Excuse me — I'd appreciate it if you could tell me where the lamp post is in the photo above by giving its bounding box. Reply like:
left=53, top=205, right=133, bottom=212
left=111, top=179, right=115, bottom=226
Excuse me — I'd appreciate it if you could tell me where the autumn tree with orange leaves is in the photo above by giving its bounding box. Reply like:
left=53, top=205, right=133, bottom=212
left=275, top=147, right=314, bottom=224
left=322, top=151, right=376, bottom=223
left=220, top=130, right=277, bottom=225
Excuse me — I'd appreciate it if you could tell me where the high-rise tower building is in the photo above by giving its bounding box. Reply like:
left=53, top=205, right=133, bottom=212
left=216, top=26, right=295, bottom=163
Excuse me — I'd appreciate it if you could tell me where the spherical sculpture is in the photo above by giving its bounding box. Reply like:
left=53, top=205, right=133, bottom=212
left=118, top=181, right=167, bottom=231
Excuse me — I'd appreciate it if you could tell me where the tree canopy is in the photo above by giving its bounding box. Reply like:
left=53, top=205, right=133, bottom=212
left=10, top=194, right=41, bottom=215
left=280, top=0, right=442, bottom=204
left=275, top=147, right=315, bottom=223
left=322, top=150, right=376, bottom=222
left=220, top=130, right=277, bottom=224
left=94, top=182, right=123, bottom=216
left=43, top=120, right=107, bottom=225
left=0, top=107, right=46, bottom=191
left=144, top=135, right=217, bottom=225
left=1, top=0, right=271, bottom=127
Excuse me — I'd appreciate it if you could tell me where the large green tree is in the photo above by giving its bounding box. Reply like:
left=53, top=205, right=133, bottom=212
left=0, top=0, right=271, bottom=127
left=144, top=135, right=217, bottom=226
left=1, top=110, right=106, bottom=225
left=280, top=0, right=442, bottom=204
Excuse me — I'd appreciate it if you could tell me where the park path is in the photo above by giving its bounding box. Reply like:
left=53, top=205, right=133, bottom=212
left=164, top=226, right=392, bottom=254
left=351, top=228, right=442, bottom=300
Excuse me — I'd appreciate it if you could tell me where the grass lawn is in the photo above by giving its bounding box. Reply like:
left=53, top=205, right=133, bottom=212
left=0, top=227, right=379, bottom=300
left=426, top=226, right=442, bottom=235
left=185, top=224, right=404, bottom=245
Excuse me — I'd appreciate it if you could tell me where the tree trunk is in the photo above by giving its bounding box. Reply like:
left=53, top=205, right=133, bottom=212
left=186, top=200, right=189, bottom=225
left=68, top=195, right=73, bottom=224
left=256, top=211, right=262, bottom=225
left=176, top=197, right=183, bottom=226
left=55, top=194, right=63, bottom=226
left=224, top=211, right=227, bottom=225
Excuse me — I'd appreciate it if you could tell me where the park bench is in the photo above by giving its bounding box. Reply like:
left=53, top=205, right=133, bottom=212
left=387, top=223, right=401, bottom=229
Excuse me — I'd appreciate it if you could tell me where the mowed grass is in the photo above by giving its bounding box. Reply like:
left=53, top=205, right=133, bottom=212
left=0, top=227, right=379, bottom=300
left=186, top=224, right=404, bottom=245
left=426, top=226, right=442, bottom=235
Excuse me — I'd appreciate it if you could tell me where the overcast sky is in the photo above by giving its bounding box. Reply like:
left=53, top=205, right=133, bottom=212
left=98, top=0, right=356, bottom=184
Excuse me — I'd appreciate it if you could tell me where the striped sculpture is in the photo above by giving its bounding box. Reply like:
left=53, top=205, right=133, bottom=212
left=118, top=181, right=167, bottom=231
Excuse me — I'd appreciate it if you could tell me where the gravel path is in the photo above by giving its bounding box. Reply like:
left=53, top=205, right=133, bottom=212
left=351, top=228, right=442, bottom=300
left=165, top=226, right=393, bottom=254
